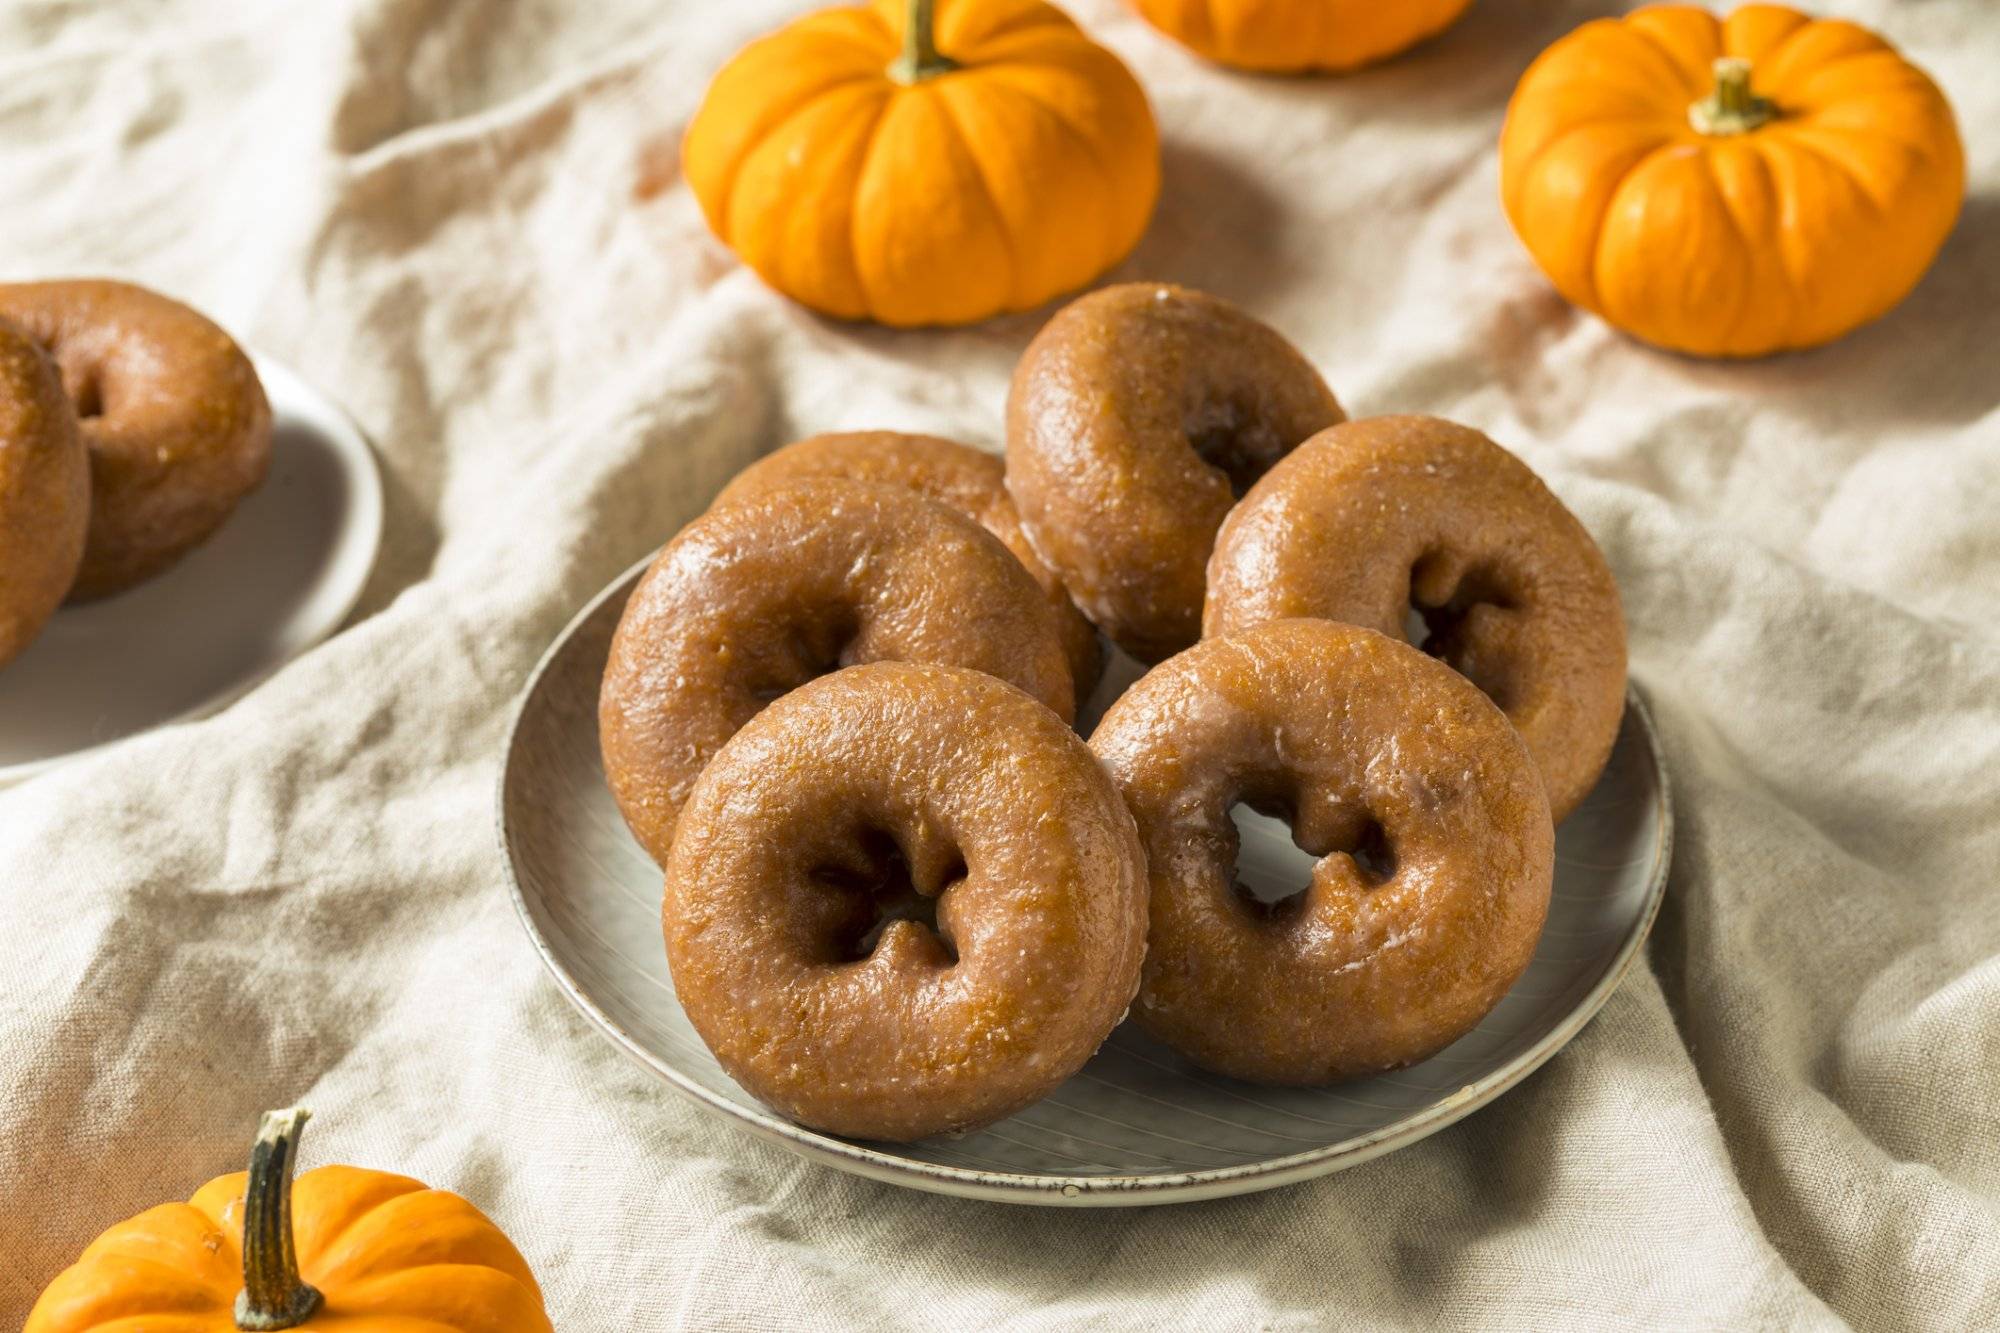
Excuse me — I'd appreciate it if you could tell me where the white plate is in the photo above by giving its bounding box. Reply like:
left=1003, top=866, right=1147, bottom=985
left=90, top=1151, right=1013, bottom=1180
left=0, top=355, right=383, bottom=783
left=499, top=559, right=1672, bottom=1205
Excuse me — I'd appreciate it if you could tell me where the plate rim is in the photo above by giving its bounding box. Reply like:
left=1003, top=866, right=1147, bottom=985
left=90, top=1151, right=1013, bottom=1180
left=497, top=557, right=1675, bottom=1206
left=0, top=351, right=386, bottom=784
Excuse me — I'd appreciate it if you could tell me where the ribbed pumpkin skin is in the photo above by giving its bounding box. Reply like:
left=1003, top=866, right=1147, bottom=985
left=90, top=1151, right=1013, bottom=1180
left=683, top=0, right=1160, bottom=327
left=1131, top=0, right=1473, bottom=73
left=1500, top=4, right=1964, bottom=358
left=25, top=1165, right=553, bottom=1333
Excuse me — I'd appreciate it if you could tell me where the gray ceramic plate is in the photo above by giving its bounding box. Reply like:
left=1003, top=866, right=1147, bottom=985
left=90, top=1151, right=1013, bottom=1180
left=0, top=355, right=383, bottom=783
left=499, top=559, right=1672, bottom=1206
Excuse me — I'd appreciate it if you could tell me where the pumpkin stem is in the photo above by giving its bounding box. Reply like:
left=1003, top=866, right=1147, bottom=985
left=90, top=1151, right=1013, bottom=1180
left=889, top=0, right=957, bottom=84
left=1689, top=56, right=1776, bottom=135
left=234, top=1108, right=325, bottom=1332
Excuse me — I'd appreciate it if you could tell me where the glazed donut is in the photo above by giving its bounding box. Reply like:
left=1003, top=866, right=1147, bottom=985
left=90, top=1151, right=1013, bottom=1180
left=1204, top=415, right=1626, bottom=821
left=0, top=279, right=271, bottom=600
left=665, top=661, right=1148, bottom=1141
left=712, top=430, right=1102, bottom=698
left=601, top=478, right=1075, bottom=866
left=1091, top=619, right=1554, bottom=1084
left=0, top=319, right=89, bottom=669
left=1005, top=282, right=1343, bottom=663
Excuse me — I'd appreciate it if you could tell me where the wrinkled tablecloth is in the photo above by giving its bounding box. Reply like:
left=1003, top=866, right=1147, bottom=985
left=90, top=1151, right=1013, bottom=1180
left=3, top=0, right=1996, bottom=1326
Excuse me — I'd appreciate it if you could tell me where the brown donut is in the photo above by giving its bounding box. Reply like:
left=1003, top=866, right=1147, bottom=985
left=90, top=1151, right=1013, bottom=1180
left=601, top=478, right=1075, bottom=866
left=1005, top=282, right=1344, bottom=663
left=0, top=279, right=271, bottom=600
left=0, top=319, right=89, bottom=668
left=665, top=661, right=1148, bottom=1141
left=1090, top=619, right=1554, bottom=1085
left=712, top=430, right=1102, bottom=698
left=1204, top=415, right=1626, bottom=822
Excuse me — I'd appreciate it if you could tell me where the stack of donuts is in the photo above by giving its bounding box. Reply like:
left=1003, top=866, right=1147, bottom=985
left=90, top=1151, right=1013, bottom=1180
left=0, top=280, right=272, bottom=669
left=600, top=282, right=1626, bottom=1142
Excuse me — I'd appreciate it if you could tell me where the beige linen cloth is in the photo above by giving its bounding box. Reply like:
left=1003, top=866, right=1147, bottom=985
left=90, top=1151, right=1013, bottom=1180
left=3, top=0, right=1996, bottom=1327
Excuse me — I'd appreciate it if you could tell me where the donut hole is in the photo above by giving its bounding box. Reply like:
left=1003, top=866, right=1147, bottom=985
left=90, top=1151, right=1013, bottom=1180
left=1186, top=397, right=1287, bottom=499
left=1352, top=822, right=1397, bottom=884
left=1228, top=790, right=1396, bottom=919
left=809, top=826, right=965, bottom=967
left=69, top=371, right=104, bottom=420
left=1407, top=554, right=1520, bottom=709
left=746, top=608, right=864, bottom=706
left=21, top=335, right=106, bottom=420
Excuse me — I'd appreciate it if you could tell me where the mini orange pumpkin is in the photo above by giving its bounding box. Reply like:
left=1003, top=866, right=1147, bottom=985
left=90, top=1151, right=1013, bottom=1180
left=1130, top=0, right=1473, bottom=73
left=683, top=0, right=1159, bottom=327
left=26, top=1108, right=553, bottom=1333
left=1500, top=4, right=1963, bottom=358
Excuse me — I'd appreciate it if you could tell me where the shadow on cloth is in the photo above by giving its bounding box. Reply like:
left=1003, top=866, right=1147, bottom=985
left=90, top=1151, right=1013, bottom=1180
left=1121, top=138, right=1293, bottom=311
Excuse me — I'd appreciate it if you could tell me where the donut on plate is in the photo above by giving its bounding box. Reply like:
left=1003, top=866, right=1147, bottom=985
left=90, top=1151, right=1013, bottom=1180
left=0, top=279, right=271, bottom=600
left=1091, top=618, right=1554, bottom=1085
left=1204, top=414, right=1626, bottom=821
left=1005, top=282, right=1343, bottom=663
left=0, top=319, right=89, bottom=669
left=665, top=661, right=1148, bottom=1141
left=712, top=429, right=1101, bottom=698
left=600, top=478, right=1075, bottom=866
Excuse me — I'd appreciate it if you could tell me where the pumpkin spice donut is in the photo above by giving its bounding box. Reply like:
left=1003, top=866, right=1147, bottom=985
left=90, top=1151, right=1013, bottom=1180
left=665, top=661, right=1148, bottom=1141
left=1091, top=618, right=1555, bottom=1085
left=1005, top=281, right=1344, bottom=663
left=601, top=478, right=1075, bottom=866
left=712, top=430, right=1102, bottom=698
left=0, top=279, right=271, bottom=600
left=0, top=319, right=89, bottom=669
left=1205, top=414, right=1626, bottom=821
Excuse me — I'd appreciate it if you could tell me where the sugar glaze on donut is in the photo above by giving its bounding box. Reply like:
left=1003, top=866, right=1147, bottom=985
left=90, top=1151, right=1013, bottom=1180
left=0, top=318, right=89, bottom=667
left=665, top=662, right=1148, bottom=1141
left=1204, top=414, right=1626, bottom=821
left=0, top=279, right=270, bottom=600
left=1091, top=618, right=1554, bottom=1085
left=599, top=478, right=1074, bottom=867
left=713, top=429, right=1102, bottom=698
left=1005, top=282, right=1343, bottom=663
